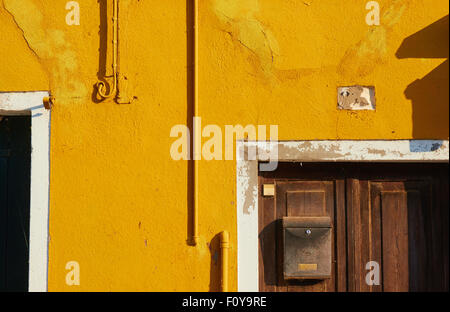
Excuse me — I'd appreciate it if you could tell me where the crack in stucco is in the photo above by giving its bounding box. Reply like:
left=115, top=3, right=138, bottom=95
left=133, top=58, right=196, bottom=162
left=3, top=0, right=87, bottom=99
left=2, top=0, right=42, bottom=61
left=213, top=0, right=279, bottom=76
left=302, top=0, right=314, bottom=6
left=258, top=25, right=274, bottom=63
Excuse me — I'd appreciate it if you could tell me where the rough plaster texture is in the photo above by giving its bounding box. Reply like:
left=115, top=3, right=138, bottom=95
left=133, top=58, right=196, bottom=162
left=0, top=0, right=448, bottom=291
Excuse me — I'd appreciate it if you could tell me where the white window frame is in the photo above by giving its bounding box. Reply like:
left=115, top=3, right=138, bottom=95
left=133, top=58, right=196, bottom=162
left=236, top=140, right=449, bottom=292
left=0, top=91, right=50, bottom=292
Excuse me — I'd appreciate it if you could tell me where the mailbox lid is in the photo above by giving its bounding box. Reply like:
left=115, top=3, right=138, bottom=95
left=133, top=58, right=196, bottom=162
left=282, top=216, right=331, bottom=228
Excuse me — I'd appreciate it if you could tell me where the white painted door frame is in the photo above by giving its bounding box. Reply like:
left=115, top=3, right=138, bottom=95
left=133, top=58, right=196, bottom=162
left=236, top=140, right=449, bottom=292
left=0, top=91, right=50, bottom=292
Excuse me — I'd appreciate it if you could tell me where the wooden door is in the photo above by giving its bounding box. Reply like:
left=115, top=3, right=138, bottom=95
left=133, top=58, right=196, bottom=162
left=347, top=164, right=449, bottom=292
left=259, top=164, right=347, bottom=292
left=259, top=163, right=449, bottom=292
left=0, top=116, right=31, bottom=292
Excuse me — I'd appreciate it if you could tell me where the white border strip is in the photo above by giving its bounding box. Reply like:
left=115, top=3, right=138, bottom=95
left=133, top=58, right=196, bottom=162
left=236, top=140, right=449, bottom=292
left=0, top=91, right=50, bottom=292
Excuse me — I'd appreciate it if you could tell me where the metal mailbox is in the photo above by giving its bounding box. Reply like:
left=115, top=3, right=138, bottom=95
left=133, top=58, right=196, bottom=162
left=282, top=216, right=332, bottom=280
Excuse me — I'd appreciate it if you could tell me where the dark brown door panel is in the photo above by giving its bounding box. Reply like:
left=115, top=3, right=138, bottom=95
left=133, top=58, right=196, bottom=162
left=259, top=162, right=449, bottom=292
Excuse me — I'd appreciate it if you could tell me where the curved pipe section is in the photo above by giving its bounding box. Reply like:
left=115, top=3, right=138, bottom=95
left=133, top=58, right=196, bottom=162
left=96, top=0, right=119, bottom=100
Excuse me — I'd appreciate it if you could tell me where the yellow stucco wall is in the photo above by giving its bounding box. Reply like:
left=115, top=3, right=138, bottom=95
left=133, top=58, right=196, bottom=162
left=0, top=0, right=448, bottom=291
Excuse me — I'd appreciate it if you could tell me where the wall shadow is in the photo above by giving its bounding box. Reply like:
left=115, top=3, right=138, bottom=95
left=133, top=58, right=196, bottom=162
left=91, top=0, right=109, bottom=103
left=396, top=15, right=449, bottom=139
left=186, top=0, right=195, bottom=245
left=259, top=220, right=278, bottom=286
left=208, top=234, right=221, bottom=291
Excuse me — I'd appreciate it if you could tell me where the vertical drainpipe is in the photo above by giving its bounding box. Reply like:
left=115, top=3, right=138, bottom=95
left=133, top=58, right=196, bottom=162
left=191, top=1, right=230, bottom=291
left=191, top=0, right=200, bottom=246
left=220, top=231, right=230, bottom=292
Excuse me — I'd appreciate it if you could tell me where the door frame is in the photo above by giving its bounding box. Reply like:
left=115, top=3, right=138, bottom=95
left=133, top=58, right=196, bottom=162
left=0, top=91, right=50, bottom=292
left=236, top=140, right=449, bottom=292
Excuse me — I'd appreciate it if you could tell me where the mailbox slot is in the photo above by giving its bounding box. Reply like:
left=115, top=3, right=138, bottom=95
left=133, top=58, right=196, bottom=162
left=283, top=216, right=332, bottom=280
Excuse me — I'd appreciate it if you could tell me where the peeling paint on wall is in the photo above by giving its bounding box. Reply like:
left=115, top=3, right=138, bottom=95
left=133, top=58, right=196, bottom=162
left=3, top=0, right=87, bottom=98
left=338, top=86, right=376, bottom=110
left=213, top=0, right=280, bottom=76
left=409, top=140, right=444, bottom=153
left=338, top=0, right=407, bottom=78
